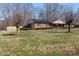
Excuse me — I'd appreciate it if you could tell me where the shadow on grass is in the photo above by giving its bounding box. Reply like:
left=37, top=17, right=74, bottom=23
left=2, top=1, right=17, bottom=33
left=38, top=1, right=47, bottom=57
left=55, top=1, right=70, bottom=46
left=2, top=33, right=15, bottom=36
left=44, top=29, right=73, bottom=33
left=46, top=31, right=72, bottom=34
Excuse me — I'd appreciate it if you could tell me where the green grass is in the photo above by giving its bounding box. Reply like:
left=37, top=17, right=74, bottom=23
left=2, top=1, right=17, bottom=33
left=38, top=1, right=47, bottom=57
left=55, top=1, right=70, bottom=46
left=0, top=28, right=79, bottom=56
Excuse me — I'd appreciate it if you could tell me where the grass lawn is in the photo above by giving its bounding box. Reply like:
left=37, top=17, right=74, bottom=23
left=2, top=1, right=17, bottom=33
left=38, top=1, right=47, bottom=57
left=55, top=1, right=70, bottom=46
left=0, top=28, right=79, bottom=56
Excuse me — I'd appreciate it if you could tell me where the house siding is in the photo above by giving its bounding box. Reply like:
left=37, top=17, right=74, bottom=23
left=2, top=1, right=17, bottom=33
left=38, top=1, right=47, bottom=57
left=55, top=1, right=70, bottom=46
left=32, top=23, right=50, bottom=29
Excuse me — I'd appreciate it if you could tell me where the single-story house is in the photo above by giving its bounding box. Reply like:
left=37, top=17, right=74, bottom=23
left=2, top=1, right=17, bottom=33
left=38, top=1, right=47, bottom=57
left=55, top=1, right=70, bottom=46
left=73, top=18, right=79, bottom=27
left=52, top=20, right=65, bottom=28
left=23, top=20, right=51, bottom=29
left=23, top=19, right=65, bottom=29
left=73, top=22, right=79, bottom=27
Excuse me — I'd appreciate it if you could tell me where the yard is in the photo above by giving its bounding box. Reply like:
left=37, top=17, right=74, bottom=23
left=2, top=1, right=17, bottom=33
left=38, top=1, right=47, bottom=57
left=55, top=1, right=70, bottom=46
left=0, top=28, right=79, bottom=56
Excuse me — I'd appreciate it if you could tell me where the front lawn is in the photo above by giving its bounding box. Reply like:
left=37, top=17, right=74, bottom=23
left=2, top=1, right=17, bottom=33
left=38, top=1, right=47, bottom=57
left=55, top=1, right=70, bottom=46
left=0, top=28, right=79, bottom=56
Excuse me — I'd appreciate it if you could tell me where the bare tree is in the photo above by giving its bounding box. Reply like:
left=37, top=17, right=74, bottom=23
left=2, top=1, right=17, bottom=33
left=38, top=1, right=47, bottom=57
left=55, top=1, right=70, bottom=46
left=1, top=4, right=11, bottom=28
left=44, top=3, right=62, bottom=28
left=63, top=7, right=74, bottom=32
left=12, top=10, right=22, bottom=35
left=11, top=3, right=32, bottom=35
left=73, top=8, right=79, bottom=27
left=37, top=8, right=45, bottom=20
left=0, top=3, right=32, bottom=35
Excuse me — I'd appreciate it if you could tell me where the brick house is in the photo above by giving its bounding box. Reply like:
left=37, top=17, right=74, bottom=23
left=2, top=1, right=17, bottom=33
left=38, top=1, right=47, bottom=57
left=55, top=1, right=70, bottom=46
left=23, top=20, right=51, bottom=29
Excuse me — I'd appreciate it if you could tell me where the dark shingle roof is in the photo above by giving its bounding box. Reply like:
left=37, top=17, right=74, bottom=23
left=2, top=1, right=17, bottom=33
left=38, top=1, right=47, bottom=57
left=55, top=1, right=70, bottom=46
left=30, top=19, right=51, bottom=24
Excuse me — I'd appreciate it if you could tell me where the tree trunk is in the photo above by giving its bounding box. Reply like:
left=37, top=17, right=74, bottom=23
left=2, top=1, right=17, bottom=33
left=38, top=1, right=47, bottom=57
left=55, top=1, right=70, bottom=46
left=50, top=25, right=52, bottom=29
left=50, top=23, right=52, bottom=29
left=16, top=27, right=20, bottom=36
left=68, top=24, right=71, bottom=32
